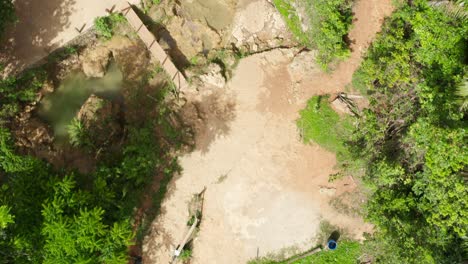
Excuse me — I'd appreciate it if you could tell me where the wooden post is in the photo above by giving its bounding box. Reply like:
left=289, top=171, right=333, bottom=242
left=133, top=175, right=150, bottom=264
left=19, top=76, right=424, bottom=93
left=171, top=218, right=198, bottom=264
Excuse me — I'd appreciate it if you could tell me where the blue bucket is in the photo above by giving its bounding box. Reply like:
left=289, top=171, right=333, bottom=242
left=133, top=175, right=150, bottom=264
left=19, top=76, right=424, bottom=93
left=327, top=240, right=337, bottom=250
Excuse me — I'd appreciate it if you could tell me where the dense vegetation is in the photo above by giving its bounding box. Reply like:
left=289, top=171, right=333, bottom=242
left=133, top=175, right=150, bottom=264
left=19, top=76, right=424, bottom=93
left=0, top=0, right=15, bottom=38
left=305, top=0, right=353, bottom=68
left=300, top=0, right=467, bottom=262
left=290, top=241, right=361, bottom=264
left=249, top=241, right=361, bottom=264
left=0, top=57, right=182, bottom=262
left=351, top=1, right=467, bottom=262
left=0, top=69, right=47, bottom=124
left=273, top=0, right=353, bottom=69
left=297, top=0, right=467, bottom=263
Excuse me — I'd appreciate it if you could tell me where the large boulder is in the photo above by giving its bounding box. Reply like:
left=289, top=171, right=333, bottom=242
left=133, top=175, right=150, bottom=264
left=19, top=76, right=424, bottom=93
left=80, top=46, right=112, bottom=78
left=77, top=94, right=122, bottom=146
left=163, top=16, right=221, bottom=60
left=14, top=118, right=54, bottom=149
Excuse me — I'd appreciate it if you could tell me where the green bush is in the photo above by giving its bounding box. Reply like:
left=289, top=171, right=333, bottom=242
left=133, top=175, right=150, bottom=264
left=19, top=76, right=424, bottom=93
left=67, top=117, right=87, bottom=147
left=0, top=68, right=47, bottom=122
left=292, top=241, right=361, bottom=264
left=347, top=1, right=468, bottom=262
left=248, top=241, right=362, bottom=264
left=272, top=0, right=310, bottom=45
left=41, top=175, right=132, bottom=263
left=297, top=95, right=353, bottom=155
left=179, top=249, right=192, bottom=262
left=0, top=0, right=15, bottom=38
left=94, top=13, right=126, bottom=39
left=273, top=0, right=353, bottom=69
left=0, top=205, right=14, bottom=229
left=307, top=0, right=353, bottom=69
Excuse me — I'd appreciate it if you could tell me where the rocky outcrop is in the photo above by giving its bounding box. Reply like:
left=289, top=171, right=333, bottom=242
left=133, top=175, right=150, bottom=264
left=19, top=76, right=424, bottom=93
left=153, top=0, right=235, bottom=59
left=80, top=46, right=112, bottom=78
left=162, top=16, right=221, bottom=60
left=198, top=63, right=226, bottom=88
left=230, top=0, right=294, bottom=53
left=181, top=0, right=236, bottom=33
left=14, top=117, right=54, bottom=149
left=149, top=0, right=294, bottom=67
left=77, top=95, right=105, bottom=124
left=106, top=36, right=150, bottom=80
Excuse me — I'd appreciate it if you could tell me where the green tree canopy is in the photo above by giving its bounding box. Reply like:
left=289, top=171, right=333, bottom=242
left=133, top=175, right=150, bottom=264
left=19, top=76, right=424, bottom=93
left=351, top=0, right=468, bottom=262
left=0, top=0, right=15, bottom=38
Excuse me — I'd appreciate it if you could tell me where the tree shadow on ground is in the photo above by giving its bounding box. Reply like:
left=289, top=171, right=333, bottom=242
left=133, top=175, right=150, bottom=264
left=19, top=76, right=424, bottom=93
left=180, top=90, right=236, bottom=154
left=0, top=0, right=76, bottom=76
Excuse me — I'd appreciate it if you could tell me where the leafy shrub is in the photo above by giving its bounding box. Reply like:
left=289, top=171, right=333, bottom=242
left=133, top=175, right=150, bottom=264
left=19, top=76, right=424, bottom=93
left=292, top=241, right=361, bottom=264
left=347, top=1, right=468, bottom=262
left=48, top=45, right=78, bottom=62
left=179, top=249, right=192, bottom=262
left=273, top=0, right=353, bottom=69
left=94, top=13, right=126, bottom=39
left=272, top=0, right=310, bottom=45
left=0, top=0, right=16, bottom=38
left=41, top=175, right=133, bottom=263
left=0, top=68, right=47, bottom=122
left=307, top=0, right=353, bottom=69
left=0, top=206, right=14, bottom=229
left=94, top=16, right=113, bottom=39
left=120, top=126, right=158, bottom=186
left=67, top=117, right=87, bottom=147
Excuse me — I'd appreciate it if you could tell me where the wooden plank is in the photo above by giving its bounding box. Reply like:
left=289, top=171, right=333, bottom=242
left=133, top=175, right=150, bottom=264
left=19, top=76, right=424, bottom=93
left=171, top=218, right=198, bottom=264
left=123, top=5, right=188, bottom=91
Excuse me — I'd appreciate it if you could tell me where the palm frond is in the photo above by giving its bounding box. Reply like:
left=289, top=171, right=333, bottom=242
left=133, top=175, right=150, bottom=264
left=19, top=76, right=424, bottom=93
left=429, top=0, right=468, bottom=21
left=455, top=79, right=468, bottom=111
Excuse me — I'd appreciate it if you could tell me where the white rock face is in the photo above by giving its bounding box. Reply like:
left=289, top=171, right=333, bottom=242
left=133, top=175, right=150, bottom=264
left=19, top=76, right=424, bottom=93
left=80, top=46, right=111, bottom=78
left=164, top=16, right=221, bottom=59
left=331, top=98, right=353, bottom=115
left=287, top=50, right=320, bottom=83
left=199, top=63, right=226, bottom=88
left=230, top=0, right=294, bottom=52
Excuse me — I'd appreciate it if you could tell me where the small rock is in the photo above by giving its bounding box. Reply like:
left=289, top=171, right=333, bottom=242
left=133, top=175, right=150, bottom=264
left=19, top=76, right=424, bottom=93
left=24, top=105, right=35, bottom=113
left=319, top=187, right=337, bottom=196
left=41, top=80, right=55, bottom=94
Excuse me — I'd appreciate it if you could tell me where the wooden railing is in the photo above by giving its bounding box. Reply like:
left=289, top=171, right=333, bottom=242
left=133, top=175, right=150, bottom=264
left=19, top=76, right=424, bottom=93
left=122, top=5, right=188, bottom=92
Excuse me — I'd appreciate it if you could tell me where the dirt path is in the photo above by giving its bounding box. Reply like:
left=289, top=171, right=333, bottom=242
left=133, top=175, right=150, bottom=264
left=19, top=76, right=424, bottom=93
left=143, top=0, right=393, bottom=263
left=0, top=0, right=139, bottom=76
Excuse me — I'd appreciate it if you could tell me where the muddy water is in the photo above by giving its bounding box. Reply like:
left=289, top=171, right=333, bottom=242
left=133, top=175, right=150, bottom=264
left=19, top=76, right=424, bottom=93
left=38, top=62, right=123, bottom=141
